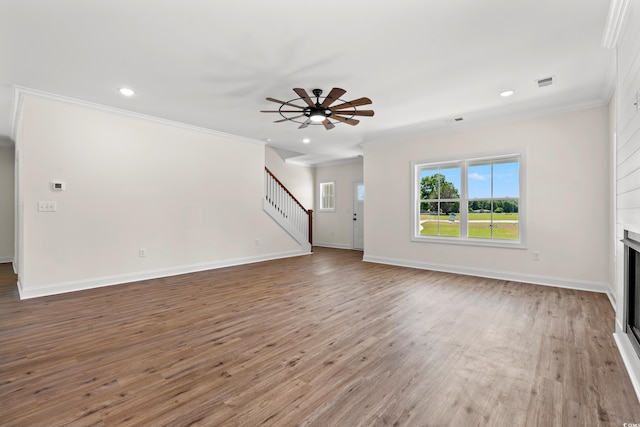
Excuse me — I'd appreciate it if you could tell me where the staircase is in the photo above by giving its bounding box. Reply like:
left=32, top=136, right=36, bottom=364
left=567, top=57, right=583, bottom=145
left=263, top=167, right=313, bottom=253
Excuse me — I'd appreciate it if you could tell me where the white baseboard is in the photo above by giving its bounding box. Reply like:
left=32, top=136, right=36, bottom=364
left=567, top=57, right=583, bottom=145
left=313, top=242, right=353, bottom=250
left=607, top=291, right=616, bottom=311
left=0, top=256, right=14, bottom=264
left=17, top=249, right=311, bottom=299
left=613, top=332, right=640, bottom=404
left=362, top=254, right=611, bottom=294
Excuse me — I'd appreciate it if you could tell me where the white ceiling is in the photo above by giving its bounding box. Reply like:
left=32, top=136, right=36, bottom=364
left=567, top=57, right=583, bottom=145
left=0, top=0, right=615, bottom=165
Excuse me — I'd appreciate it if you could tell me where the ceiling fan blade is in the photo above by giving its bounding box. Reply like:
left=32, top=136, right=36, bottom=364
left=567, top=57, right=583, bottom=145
left=293, top=88, right=316, bottom=107
left=261, top=110, right=308, bottom=113
left=274, top=114, right=304, bottom=123
left=333, top=109, right=375, bottom=117
left=322, top=119, right=335, bottom=130
left=320, top=87, right=346, bottom=108
left=266, top=97, right=306, bottom=109
left=330, top=115, right=360, bottom=126
left=329, top=97, right=372, bottom=111
left=298, top=119, right=311, bottom=129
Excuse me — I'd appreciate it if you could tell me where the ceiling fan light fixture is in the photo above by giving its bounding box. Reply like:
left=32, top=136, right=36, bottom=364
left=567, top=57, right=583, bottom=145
left=309, top=110, right=326, bottom=122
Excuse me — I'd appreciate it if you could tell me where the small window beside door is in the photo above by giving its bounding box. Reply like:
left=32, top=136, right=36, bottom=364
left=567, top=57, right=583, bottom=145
left=356, top=184, right=364, bottom=201
left=319, top=181, right=336, bottom=211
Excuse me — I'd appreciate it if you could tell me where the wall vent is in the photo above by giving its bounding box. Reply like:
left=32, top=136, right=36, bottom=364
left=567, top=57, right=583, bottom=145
left=537, top=76, right=554, bottom=87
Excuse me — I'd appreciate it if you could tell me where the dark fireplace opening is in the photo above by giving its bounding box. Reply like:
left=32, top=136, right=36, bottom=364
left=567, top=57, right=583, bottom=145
left=624, top=230, right=640, bottom=358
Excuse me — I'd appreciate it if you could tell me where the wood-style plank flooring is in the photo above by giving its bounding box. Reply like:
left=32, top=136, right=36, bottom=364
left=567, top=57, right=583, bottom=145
left=1, top=247, right=640, bottom=426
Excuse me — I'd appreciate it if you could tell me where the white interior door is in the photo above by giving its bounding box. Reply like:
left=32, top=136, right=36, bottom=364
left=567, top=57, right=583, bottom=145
left=353, top=182, right=364, bottom=250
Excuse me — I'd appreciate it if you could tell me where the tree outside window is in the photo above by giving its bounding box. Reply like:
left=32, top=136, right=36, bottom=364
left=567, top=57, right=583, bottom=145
left=419, top=165, right=461, bottom=237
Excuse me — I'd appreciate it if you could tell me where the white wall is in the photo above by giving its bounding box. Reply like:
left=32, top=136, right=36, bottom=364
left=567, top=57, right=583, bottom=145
left=0, top=145, right=14, bottom=262
left=615, top=0, right=640, bottom=231
left=264, top=146, right=314, bottom=210
left=314, top=160, right=363, bottom=249
left=612, top=0, right=640, bottom=400
left=15, top=93, right=304, bottom=298
left=363, top=106, right=611, bottom=292
left=615, top=0, right=640, bottom=253
left=609, top=93, right=617, bottom=299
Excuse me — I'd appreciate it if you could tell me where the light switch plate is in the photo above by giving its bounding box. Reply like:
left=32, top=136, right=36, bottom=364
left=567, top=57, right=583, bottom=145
left=38, top=201, right=57, bottom=212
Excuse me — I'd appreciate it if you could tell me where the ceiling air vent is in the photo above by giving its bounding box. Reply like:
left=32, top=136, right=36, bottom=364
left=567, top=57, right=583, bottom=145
left=537, top=76, right=554, bottom=87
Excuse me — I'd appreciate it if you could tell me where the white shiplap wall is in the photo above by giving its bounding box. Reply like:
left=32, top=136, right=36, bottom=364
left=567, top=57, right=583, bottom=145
left=614, top=0, right=640, bottom=401
left=617, top=0, right=640, bottom=228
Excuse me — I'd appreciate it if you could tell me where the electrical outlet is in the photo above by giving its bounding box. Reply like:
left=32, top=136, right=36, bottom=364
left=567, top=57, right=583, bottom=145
left=139, top=248, right=146, bottom=257
left=532, top=251, right=540, bottom=261
left=37, top=201, right=57, bottom=212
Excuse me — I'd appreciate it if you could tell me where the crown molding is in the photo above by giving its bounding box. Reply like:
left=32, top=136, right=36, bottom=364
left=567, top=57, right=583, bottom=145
left=311, top=156, right=363, bottom=168
left=10, top=86, right=265, bottom=146
left=9, top=86, right=25, bottom=142
left=361, top=98, right=609, bottom=149
left=602, top=0, right=630, bottom=49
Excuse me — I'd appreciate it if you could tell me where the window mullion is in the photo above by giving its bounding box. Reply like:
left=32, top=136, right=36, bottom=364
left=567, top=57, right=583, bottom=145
left=490, top=162, right=494, bottom=239
left=460, top=160, right=468, bottom=238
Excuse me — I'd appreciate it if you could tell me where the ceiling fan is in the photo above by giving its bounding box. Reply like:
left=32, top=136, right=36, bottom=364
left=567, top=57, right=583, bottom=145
left=261, top=87, right=374, bottom=130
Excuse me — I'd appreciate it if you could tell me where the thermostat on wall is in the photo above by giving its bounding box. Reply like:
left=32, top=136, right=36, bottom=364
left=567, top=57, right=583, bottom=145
left=50, top=181, right=66, bottom=191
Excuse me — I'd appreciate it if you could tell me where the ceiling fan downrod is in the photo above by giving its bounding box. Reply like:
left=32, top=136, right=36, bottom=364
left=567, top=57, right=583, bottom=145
left=308, top=89, right=331, bottom=122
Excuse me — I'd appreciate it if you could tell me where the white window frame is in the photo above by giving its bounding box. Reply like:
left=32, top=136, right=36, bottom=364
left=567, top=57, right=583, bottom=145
left=319, top=181, right=336, bottom=212
left=411, top=152, right=526, bottom=249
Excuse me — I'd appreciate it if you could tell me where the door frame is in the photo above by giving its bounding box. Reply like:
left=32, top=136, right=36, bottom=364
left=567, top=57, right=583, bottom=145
left=352, top=181, right=364, bottom=250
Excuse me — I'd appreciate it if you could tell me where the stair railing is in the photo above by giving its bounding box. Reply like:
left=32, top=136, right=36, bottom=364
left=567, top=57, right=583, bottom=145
left=264, top=167, right=313, bottom=246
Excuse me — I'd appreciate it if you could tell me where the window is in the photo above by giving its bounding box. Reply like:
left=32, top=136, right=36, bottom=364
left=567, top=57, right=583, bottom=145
left=356, top=183, right=365, bottom=201
left=412, top=153, right=523, bottom=247
left=319, top=181, right=335, bottom=211
left=467, top=158, right=520, bottom=241
left=418, top=163, right=461, bottom=237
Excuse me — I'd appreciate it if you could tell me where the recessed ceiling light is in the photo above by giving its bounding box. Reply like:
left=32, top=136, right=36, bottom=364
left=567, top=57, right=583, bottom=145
left=119, top=87, right=135, bottom=97
left=302, top=138, right=310, bottom=144
left=500, top=90, right=515, bottom=97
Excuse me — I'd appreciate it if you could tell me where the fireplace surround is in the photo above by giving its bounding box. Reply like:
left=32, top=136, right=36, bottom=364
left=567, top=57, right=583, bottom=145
left=623, top=230, right=640, bottom=359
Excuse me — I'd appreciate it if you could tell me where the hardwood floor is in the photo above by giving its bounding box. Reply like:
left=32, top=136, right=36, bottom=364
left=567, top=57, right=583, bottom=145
left=1, top=247, right=640, bottom=426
